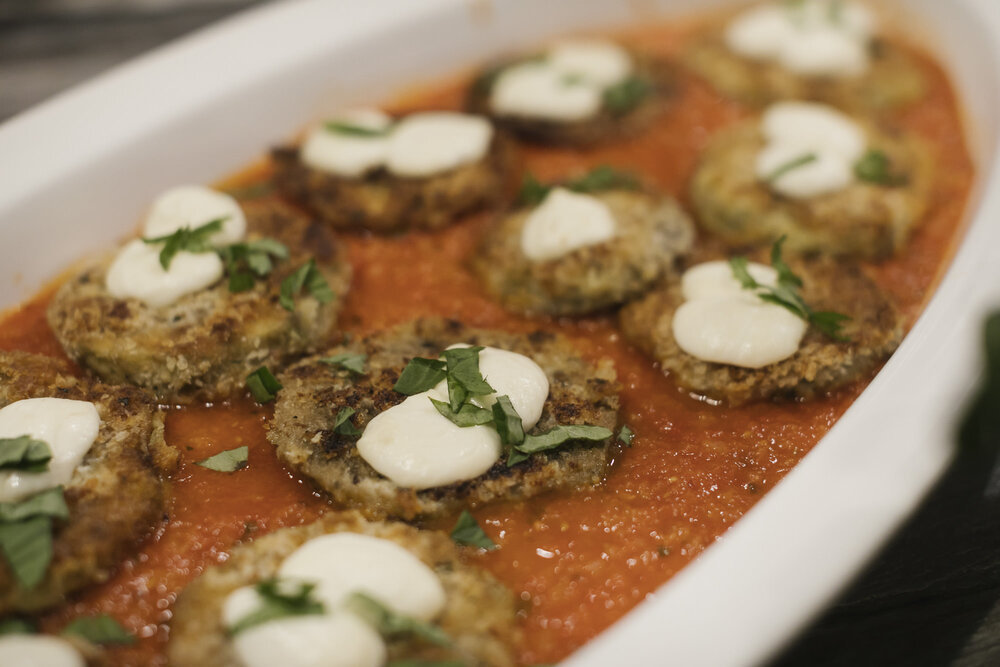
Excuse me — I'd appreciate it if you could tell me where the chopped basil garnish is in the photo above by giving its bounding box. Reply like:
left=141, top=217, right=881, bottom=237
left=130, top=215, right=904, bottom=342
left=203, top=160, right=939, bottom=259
left=450, top=510, right=497, bottom=550
left=142, top=217, right=227, bottom=270
left=0, top=618, right=33, bottom=635
left=195, top=446, right=249, bottom=473
left=441, top=347, right=494, bottom=411
left=491, top=395, right=524, bottom=447
left=228, top=579, right=326, bottom=636
left=332, top=407, right=363, bottom=437
left=345, top=592, right=452, bottom=648
left=518, top=165, right=639, bottom=206
left=280, top=259, right=334, bottom=312
left=517, top=425, right=613, bottom=455
left=765, top=152, right=818, bottom=183
left=959, top=311, right=1000, bottom=458
left=854, top=149, right=907, bottom=186
left=603, top=76, right=652, bottom=116
left=0, top=436, right=51, bottom=472
left=728, top=237, right=851, bottom=341
left=246, top=366, right=282, bottom=403
left=0, top=487, right=69, bottom=589
left=324, top=121, right=393, bottom=138
left=61, top=614, right=135, bottom=645
left=320, top=352, right=367, bottom=375
left=218, top=238, right=290, bottom=293
left=430, top=399, right=494, bottom=428
left=393, top=358, right=448, bottom=395
left=618, top=425, right=635, bottom=447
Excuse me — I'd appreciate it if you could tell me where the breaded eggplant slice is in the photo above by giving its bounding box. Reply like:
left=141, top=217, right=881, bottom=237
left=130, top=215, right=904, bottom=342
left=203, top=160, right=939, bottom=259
left=467, top=50, right=675, bottom=145
left=272, top=130, right=515, bottom=233
left=0, top=351, right=176, bottom=614
left=690, top=118, right=932, bottom=259
left=269, top=318, right=620, bottom=520
left=472, top=189, right=695, bottom=316
left=684, top=30, right=925, bottom=110
left=47, top=199, right=351, bottom=403
left=168, top=511, right=519, bottom=667
left=619, top=256, right=903, bottom=405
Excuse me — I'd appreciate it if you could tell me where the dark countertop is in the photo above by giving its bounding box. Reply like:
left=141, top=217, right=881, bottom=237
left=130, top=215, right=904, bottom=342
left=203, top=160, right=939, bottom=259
left=2, top=2, right=996, bottom=665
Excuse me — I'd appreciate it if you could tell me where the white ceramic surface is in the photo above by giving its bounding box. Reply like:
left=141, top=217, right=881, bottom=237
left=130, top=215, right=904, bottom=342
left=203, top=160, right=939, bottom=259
left=1, top=1, right=999, bottom=665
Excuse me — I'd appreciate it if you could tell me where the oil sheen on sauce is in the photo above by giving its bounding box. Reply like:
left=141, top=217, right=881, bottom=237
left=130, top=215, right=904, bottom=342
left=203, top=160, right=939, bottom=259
left=0, top=18, right=974, bottom=667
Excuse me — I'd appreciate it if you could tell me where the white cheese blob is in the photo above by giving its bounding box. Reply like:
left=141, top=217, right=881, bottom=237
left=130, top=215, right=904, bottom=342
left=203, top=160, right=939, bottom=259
left=386, top=112, right=493, bottom=178
left=0, top=398, right=100, bottom=503
left=143, top=185, right=246, bottom=245
left=520, top=188, right=617, bottom=261
left=224, top=587, right=386, bottom=667
left=755, top=101, right=867, bottom=199
left=357, top=345, right=549, bottom=489
left=490, top=39, right=633, bottom=121
left=725, top=0, right=877, bottom=77
left=300, top=108, right=393, bottom=178
left=105, top=239, right=225, bottom=307
left=672, top=260, right=807, bottom=368
left=280, top=533, right=447, bottom=620
left=0, top=635, right=86, bottom=667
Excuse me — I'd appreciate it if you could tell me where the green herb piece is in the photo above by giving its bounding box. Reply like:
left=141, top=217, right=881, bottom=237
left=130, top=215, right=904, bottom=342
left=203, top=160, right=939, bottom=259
left=517, top=165, right=639, bottom=206
left=218, top=238, right=290, bottom=293
left=618, top=425, right=635, bottom=447
left=450, top=510, right=497, bottom=550
left=854, top=149, right=906, bottom=186
left=345, top=592, right=452, bottom=647
left=0, top=436, right=51, bottom=473
left=765, top=152, right=818, bottom=183
left=0, top=487, right=69, bottom=523
left=429, top=399, right=494, bottom=428
left=517, top=425, right=613, bottom=455
left=394, top=358, right=448, bottom=395
left=441, top=346, right=494, bottom=412
left=728, top=237, right=851, bottom=341
left=958, top=311, right=1000, bottom=459
left=320, top=352, right=367, bottom=375
left=142, top=217, right=226, bottom=270
left=506, top=447, right=530, bottom=467
left=62, top=614, right=135, bottom=645
left=324, top=121, right=393, bottom=138
left=518, top=173, right=551, bottom=207
left=0, top=618, right=33, bottom=635
left=195, top=446, right=248, bottom=473
left=246, top=366, right=282, bottom=403
left=0, top=514, right=60, bottom=590
left=332, top=407, right=363, bottom=437
left=280, top=259, right=334, bottom=312
left=491, top=395, right=524, bottom=447
left=228, top=579, right=326, bottom=636
left=603, top=76, right=652, bottom=116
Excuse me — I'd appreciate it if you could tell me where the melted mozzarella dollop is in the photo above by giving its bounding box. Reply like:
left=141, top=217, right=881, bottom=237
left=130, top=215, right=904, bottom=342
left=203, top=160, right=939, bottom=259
left=0, top=398, right=100, bottom=503
left=672, top=260, right=807, bottom=368
left=0, top=635, right=86, bottom=667
left=300, top=109, right=493, bottom=179
left=105, top=186, right=246, bottom=307
left=357, top=345, right=549, bottom=489
left=725, top=0, right=877, bottom=77
left=223, top=532, right=448, bottom=667
left=520, top=188, right=617, bottom=261
left=755, top=101, right=866, bottom=199
left=490, top=40, right=632, bottom=121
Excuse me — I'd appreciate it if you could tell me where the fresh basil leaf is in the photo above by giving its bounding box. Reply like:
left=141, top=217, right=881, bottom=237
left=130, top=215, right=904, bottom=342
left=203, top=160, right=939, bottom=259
left=0, top=436, right=51, bottom=473
left=518, top=425, right=613, bottom=455
left=0, top=515, right=53, bottom=589
left=810, top=310, right=852, bottom=342
left=441, top=347, right=494, bottom=397
left=765, top=152, right=818, bottom=183
left=394, top=358, right=447, bottom=395
left=345, top=592, right=452, bottom=648
left=518, top=173, right=551, bottom=207
left=320, top=352, right=367, bottom=375
left=142, top=217, right=227, bottom=270
left=854, top=149, right=906, bottom=186
left=280, top=259, right=333, bottom=311
left=603, top=76, right=652, bottom=116
left=228, top=270, right=256, bottom=293
left=728, top=256, right=758, bottom=290
left=430, top=399, right=494, bottom=428
left=450, top=510, right=497, bottom=550
left=332, top=407, right=363, bottom=437
left=492, top=395, right=524, bottom=446
left=618, top=425, right=635, bottom=447
left=324, top=121, right=393, bottom=138
left=770, top=236, right=803, bottom=289
left=0, top=487, right=68, bottom=523
left=0, top=618, right=33, bottom=635
left=195, top=446, right=248, bottom=473
left=447, top=379, right=468, bottom=413
left=246, top=366, right=282, bottom=403
left=506, top=447, right=530, bottom=466
left=62, top=614, right=135, bottom=645
left=229, top=578, right=326, bottom=636
left=568, top=165, right=638, bottom=194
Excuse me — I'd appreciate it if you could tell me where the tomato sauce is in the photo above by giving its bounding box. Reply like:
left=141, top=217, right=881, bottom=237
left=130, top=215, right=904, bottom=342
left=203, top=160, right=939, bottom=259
left=0, top=18, right=973, bottom=667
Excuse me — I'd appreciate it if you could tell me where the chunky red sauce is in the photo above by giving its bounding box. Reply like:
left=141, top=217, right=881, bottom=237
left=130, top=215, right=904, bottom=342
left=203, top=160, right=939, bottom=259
left=0, top=18, right=973, bottom=667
